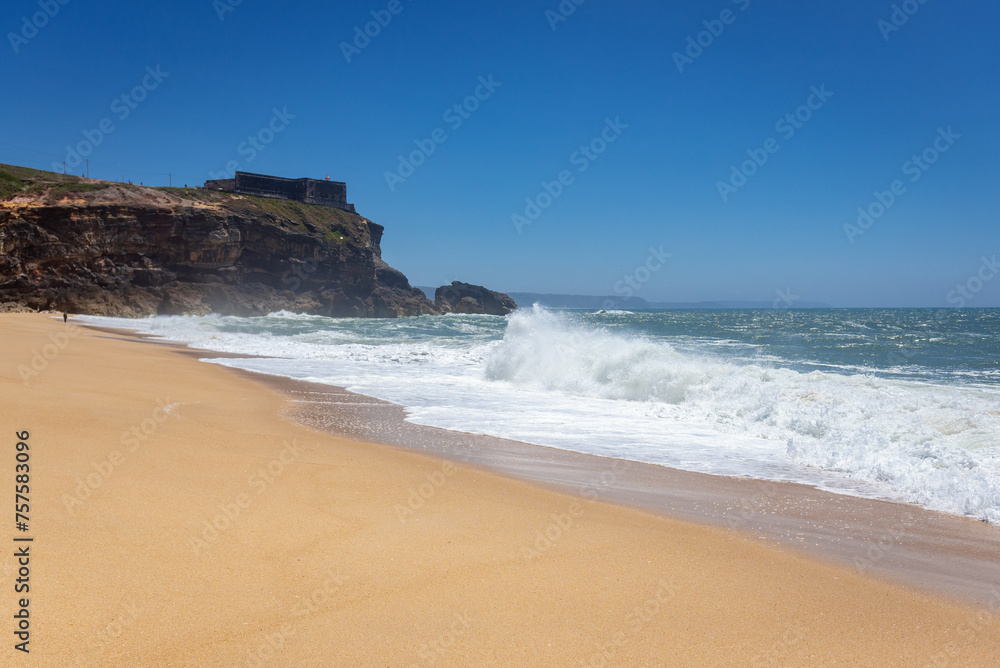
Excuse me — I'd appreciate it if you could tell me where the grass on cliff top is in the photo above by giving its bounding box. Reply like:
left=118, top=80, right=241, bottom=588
left=159, top=187, right=363, bottom=244
left=0, top=163, right=85, bottom=200
left=0, top=163, right=108, bottom=202
left=0, top=163, right=364, bottom=246
left=158, top=187, right=228, bottom=203
left=0, top=170, right=22, bottom=199
left=42, top=182, right=112, bottom=203
left=239, top=194, right=362, bottom=244
left=0, top=163, right=84, bottom=185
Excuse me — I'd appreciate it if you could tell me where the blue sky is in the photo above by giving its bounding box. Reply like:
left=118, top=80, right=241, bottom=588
left=3, top=0, right=998, bottom=307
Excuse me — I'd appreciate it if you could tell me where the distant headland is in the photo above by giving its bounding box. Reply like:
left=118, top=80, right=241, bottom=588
left=0, top=163, right=514, bottom=318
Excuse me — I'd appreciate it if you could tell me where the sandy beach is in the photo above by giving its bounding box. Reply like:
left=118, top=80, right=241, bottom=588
left=2, top=312, right=999, bottom=666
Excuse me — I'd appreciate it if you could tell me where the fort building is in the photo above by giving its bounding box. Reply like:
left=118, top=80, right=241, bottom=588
left=204, top=171, right=356, bottom=212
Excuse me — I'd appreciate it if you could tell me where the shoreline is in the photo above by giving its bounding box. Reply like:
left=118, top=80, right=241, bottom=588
left=9, top=313, right=1000, bottom=665
left=248, top=369, right=1000, bottom=609
left=96, top=319, right=1000, bottom=609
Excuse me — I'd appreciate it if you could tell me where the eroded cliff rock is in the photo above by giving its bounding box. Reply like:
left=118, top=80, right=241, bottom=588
left=0, top=164, right=438, bottom=318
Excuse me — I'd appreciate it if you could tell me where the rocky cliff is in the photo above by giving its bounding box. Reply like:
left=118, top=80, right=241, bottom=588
left=0, top=164, right=474, bottom=318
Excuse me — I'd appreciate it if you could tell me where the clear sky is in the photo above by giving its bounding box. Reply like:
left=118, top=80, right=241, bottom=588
left=4, top=0, right=998, bottom=307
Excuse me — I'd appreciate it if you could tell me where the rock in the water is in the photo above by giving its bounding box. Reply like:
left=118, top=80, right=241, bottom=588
left=434, top=281, right=517, bottom=316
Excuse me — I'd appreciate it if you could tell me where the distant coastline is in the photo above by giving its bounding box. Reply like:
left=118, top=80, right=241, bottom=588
left=418, top=288, right=831, bottom=310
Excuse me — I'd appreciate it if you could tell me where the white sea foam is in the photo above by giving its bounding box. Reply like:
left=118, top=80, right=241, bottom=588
left=81, top=306, right=1000, bottom=524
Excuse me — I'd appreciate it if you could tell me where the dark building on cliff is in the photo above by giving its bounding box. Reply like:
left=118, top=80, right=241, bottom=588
left=204, top=171, right=356, bottom=212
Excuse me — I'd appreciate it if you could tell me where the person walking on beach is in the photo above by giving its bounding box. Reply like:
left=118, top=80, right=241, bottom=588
left=63, top=312, right=68, bottom=323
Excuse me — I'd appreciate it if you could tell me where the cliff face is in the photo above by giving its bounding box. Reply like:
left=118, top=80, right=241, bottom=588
left=0, top=165, right=437, bottom=318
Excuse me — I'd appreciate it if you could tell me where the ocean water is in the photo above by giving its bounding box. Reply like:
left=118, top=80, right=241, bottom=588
left=83, top=307, right=1000, bottom=524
